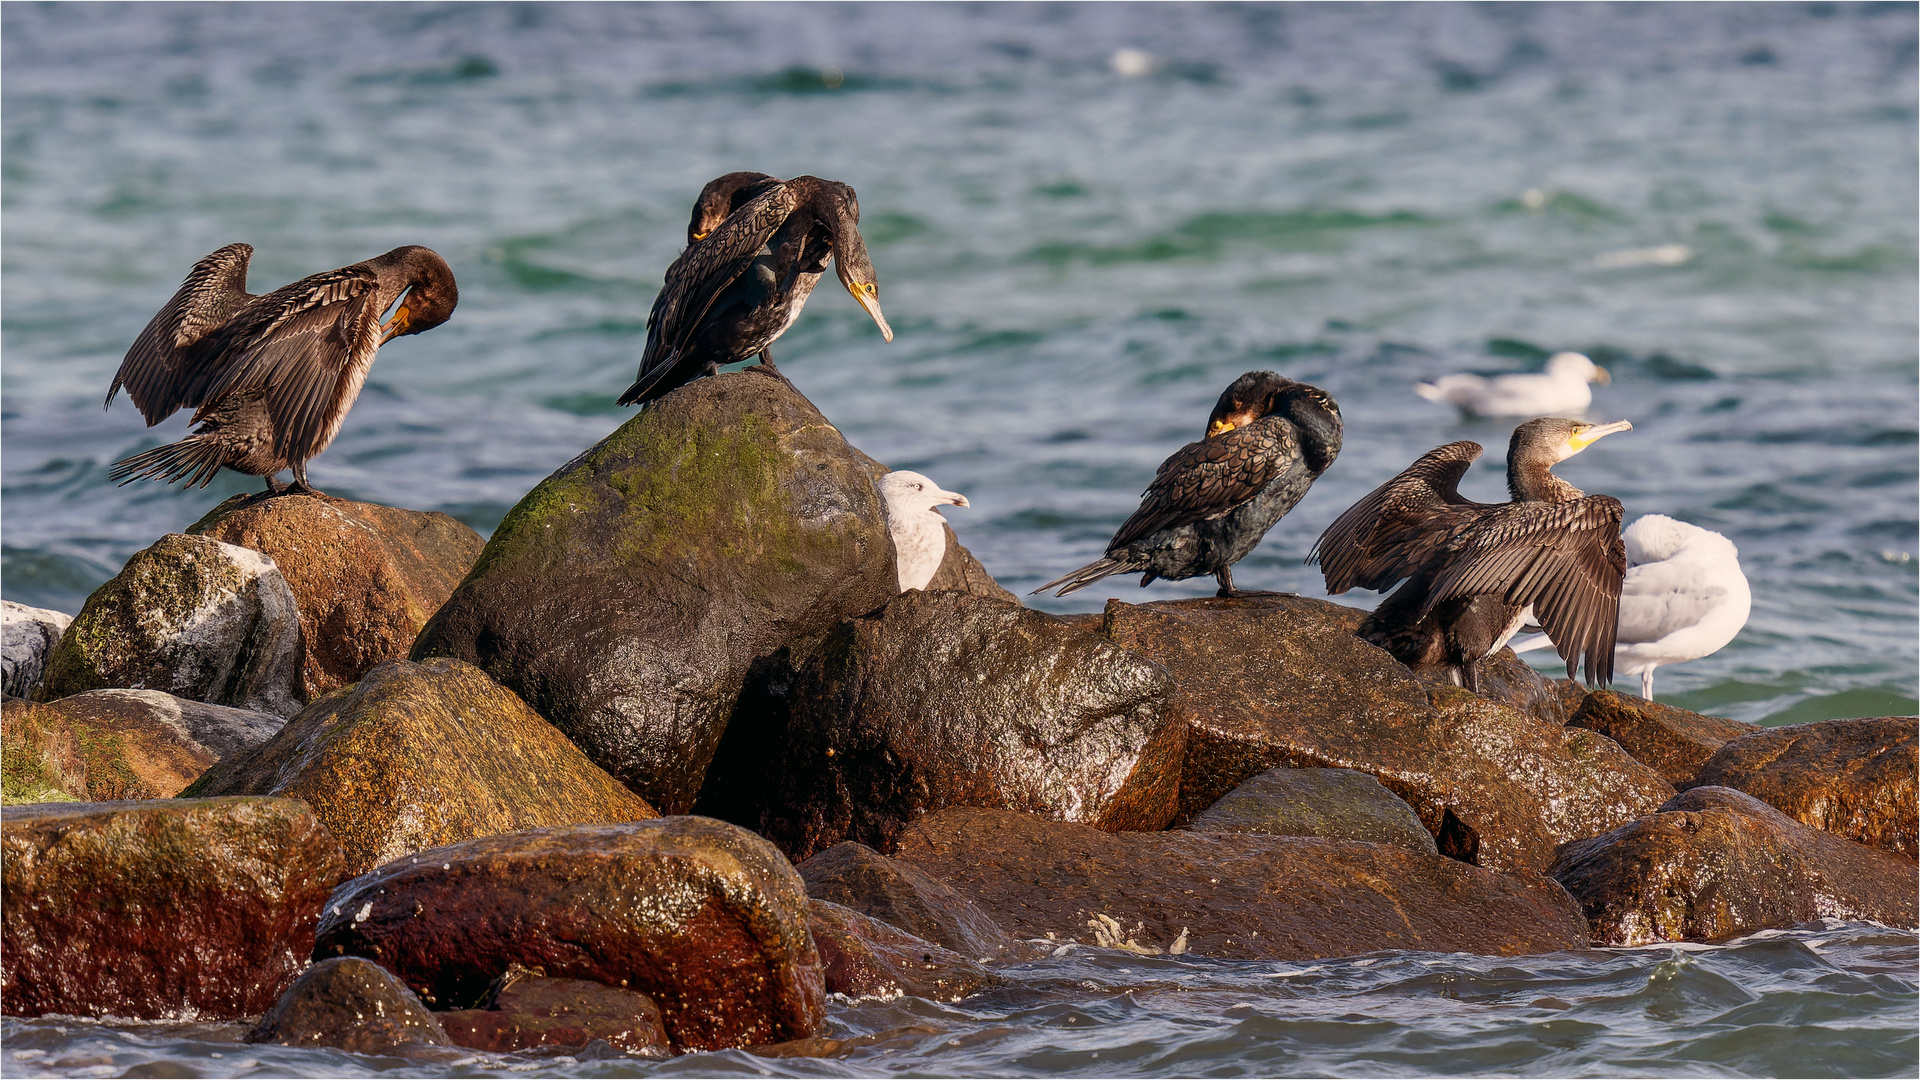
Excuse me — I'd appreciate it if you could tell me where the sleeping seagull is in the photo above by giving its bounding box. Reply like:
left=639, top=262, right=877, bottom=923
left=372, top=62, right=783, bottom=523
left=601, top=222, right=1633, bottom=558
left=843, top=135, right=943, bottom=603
left=1511, top=514, right=1750, bottom=699
left=880, top=470, right=970, bottom=592
left=1415, top=351, right=1609, bottom=418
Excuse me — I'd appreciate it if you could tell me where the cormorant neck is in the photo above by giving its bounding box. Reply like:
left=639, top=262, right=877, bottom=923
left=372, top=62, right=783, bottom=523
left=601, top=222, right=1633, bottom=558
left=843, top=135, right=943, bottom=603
left=1508, top=456, right=1583, bottom=502
left=1277, top=388, right=1343, bottom=477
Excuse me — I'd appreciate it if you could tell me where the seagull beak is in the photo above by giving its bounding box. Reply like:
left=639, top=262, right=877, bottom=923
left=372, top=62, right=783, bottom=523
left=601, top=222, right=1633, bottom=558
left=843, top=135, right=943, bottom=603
left=1593, top=365, right=1612, bottom=385
left=1568, top=419, right=1633, bottom=451
left=941, top=490, right=970, bottom=508
left=849, top=282, right=893, bottom=342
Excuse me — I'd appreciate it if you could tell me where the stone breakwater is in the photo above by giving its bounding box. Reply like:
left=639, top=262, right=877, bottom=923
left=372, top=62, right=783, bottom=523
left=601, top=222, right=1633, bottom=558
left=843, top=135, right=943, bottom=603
left=1, top=373, right=1913, bottom=1060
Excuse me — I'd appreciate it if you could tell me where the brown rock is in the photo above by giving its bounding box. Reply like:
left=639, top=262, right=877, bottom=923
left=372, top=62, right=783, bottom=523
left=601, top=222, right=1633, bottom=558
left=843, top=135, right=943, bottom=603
left=1094, top=595, right=1671, bottom=873
left=437, top=972, right=670, bottom=1056
left=247, top=956, right=450, bottom=1054
left=183, top=657, right=656, bottom=876
left=1184, top=767, right=1438, bottom=855
left=808, top=899, right=999, bottom=1002
left=1, top=797, right=346, bottom=1019
left=797, top=841, right=1016, bottom=960
left=1417, top=647, right=1571, bottom=725
left=894, top=807, right=1590, bottom=960
left=1688, top=717, right=1917, bottom=859
left=704, top=591, right=1184, bottom=861
left=750, top=1024, right=944, bottom=1059
left=313, top=816, right=824, bottom=1052
left=1547, top=678, right=1591, bottom=721
left=189, top=495, right=485, bottom=700
left=1550, top=786, right=1920, bottom=946
left=3, top=691, right=279, bottom=803
left=1568, top=690, right=1757, bottom=787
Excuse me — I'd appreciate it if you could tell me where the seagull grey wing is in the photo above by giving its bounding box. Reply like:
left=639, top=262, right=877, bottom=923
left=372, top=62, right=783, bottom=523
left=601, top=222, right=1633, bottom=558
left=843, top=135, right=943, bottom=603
left=1310, top=440, right=1484, bottom=594
left=1424, top=494, right=1627, bottom=684
left=107, top=243, right=255, bottom=423
left=1111, top=422, right=1291, bottom=548
left=194, top=266, right=383, bottom=466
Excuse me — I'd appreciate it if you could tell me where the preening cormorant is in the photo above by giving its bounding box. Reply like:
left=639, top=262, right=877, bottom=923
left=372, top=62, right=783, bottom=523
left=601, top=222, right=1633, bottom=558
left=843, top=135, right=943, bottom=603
left=617, top=175, right=892, bottom=408
left=685, top=171, right=778, bottom=245
left=1311, top=416, right=1632, bottom=690
left=1034, top=371, right=1343, bottom=598
left=106, top=244, right=458, bottom=496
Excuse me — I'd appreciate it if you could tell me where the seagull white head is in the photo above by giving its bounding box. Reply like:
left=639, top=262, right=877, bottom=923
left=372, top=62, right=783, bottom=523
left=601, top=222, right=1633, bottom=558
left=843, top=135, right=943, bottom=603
left=1546, top=351, right=1610, bottom=385
left=880, top=470, right=970, bottom=592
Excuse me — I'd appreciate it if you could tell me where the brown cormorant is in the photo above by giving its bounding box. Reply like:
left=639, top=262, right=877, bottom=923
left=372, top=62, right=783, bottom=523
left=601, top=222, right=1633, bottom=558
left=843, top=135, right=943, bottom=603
left=105, top=244, right=457, bottom=496
left=685, top=171, right=778, bottom=244
left=617, top=175, right=891, bottom=408
left=1034, top=371, right=1343, bottom=598
left=1310, top=416, right=1632, bottom=690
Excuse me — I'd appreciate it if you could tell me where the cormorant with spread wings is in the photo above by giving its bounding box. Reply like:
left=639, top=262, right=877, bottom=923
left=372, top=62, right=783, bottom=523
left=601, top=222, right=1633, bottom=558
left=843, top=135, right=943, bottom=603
left=617, top=174, right=892, bottom=407
left=1034, top=372, right=1343, bottom=598
left=105, top=244, right=458, bottom=496
left=1310, top=416, right=1632, bottom=690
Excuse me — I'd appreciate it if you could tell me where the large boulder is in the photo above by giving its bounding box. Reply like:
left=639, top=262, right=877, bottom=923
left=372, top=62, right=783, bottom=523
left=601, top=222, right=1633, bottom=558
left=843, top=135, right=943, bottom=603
left=808, top=899, right=999, bottom=1002
left=40, top=534, right=305, bottom=717
left=798, top=841, right=1017, bottom=960
left=1688, top=717, right=1917, bottom=859
left=413, top=374, right=898, bottom=814
left=436, top=971, right=670, bottom=1056
left=702, top=590, right=1184, bottom=861
left=313, top=816, right=825, bottom=1052
left=1184, top=767, right=1438, bottom=855
left=893, top=807, right=1590, bottom=960
left=1091, top=595, right=1672, bottom=874
left=1, top=797, right=346, bottom=1019
left=1568, top=690, right=1757, bottom=786
left=184, top=657, right=656, bottom=876
left=3, top=601, right=71, bottom=700
left=247, top=956, right=450, bottom=1054
left=1550, top=786, right=1919, bottom=946
left=2, top=691, right=279, bottom=802
left=189, top=494, right=485, bottom=699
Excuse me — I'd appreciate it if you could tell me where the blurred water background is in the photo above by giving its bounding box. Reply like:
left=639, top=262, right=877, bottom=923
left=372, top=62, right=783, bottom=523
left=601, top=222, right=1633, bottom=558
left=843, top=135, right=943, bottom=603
left=2, top=4, right=1916, bottom=1076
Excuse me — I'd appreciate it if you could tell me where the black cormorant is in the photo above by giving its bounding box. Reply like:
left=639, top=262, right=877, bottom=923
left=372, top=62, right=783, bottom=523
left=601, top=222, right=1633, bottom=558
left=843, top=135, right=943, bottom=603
left=106, top=244, right=458, bottom=496
left=1034, top=371, right=1343, bottom=598
left=1310, top=416, right=1632, bottom=690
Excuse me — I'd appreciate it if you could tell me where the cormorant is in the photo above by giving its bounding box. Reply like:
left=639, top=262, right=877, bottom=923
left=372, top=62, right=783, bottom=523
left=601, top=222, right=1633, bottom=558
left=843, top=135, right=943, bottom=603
left=1415, top=351, right=1610, bottom=417
left=617, top=175, right=891, bottom=408
left=684, top=171, right=778, bottom=245
left=1034, top=371, right=1343, bottom=598
left=879, top=470, right=970, bottom=592
left=1311, top=416, right=1631, bottom=690
left=1511, top=513, right=1748, bottom=700
left=106, top=244, right=457, bottom=496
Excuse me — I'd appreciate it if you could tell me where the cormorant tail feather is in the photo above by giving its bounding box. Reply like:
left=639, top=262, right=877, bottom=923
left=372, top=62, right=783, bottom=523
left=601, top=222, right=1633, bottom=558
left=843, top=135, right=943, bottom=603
left=108, top=437, right=226, bottom=489
left=1031, top=556, right=1142, bottom=598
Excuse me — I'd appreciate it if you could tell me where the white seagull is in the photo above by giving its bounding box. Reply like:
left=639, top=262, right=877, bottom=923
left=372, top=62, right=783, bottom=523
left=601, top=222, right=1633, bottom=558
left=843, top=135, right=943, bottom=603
left=879, top=470, right=971, bottom=592
left=1415, top=351, right=1611, bottom=417
left=1511, top=514, right=1750, bottom=699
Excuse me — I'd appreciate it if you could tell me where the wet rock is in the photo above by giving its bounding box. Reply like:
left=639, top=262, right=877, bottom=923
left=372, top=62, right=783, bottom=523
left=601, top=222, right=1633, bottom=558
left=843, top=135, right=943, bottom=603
left=1093, top=595, right=1671, bottom=874
left=1, top=796, right=346, bottom=1019
left=1417, top=647, right=1570, bottom=725
left=246, top=956, right=449, bottom=1054
left=183, top=657, right=656, bottom=875
left=1550, top=786, right=1920, bottom=946
left=189, top=494, right=485, bottom=700
left=797, top=841, right=1016, bottom=960
left=40, top=534, right=305, bottom=717
left=3, top=602, right=71, bottom=701
left=750, top=1024, right=945, bottom=1059
left=0, top=700, right=85, bottom=804
left=437, top=971, right=670, bottom=1056
left=2, top=691, right=279, bottom=801
left=313, top=816, right=824, bottom=1052
left=808, top=899, right=999, bottom=1002
left=708, top=590, right=1184, bottom=861
left=1568, top=690, right=1757, bottom=787
left=1688, top=717, right=1917, bottom=859
left=923, top=520, right=1020, bottom=603
left=413, top=374, right=897, bottom=814
left=894, top=807, right=1589, bottom=960
left=1184, top=767, right=1438, bottom=855
left=1546, top=678, right=1591, bottom=720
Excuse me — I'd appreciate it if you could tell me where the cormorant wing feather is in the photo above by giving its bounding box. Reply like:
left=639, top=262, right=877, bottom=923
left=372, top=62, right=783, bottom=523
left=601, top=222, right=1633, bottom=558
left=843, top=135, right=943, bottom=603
left=1310, top=441, right=1486, bottom=594
left=107, top=243, right=255, bottom=424
left=193, top=265, right=384, bottom=466
left=1422, top=494, right=1626, bottom=684
left=1110, top=418, right=1295, bottom=548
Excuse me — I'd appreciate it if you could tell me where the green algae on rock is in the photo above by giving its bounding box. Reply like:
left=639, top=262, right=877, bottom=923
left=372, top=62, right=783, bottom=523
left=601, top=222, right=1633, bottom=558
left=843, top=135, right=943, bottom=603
left=2, top=690, right=278, bottom=803
left=1184, top=767, right=1439, bottom=854
left=413, top=373, right=897, bottom=814
left=183, top=657, right=656, bottom=875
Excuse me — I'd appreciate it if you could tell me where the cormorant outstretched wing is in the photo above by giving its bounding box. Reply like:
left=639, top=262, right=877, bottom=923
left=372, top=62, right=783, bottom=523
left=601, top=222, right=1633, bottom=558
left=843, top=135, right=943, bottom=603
left=1111, top=418, right=1297, bottom=547
left=192, top=264, right=385, bottom=466
left=107, top=243, right=255, bottom=424
left=1310, top=440, right=1489, bottom=594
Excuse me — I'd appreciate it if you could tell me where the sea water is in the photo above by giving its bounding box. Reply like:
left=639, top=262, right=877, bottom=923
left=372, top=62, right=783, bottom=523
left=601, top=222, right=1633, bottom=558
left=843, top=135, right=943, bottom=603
left=2, top=4, right=1914, bottom=1076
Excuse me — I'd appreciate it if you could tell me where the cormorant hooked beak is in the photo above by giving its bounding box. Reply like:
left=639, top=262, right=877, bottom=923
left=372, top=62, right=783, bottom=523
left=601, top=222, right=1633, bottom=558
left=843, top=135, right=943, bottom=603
left=848, top=281, right=893, bottom=342
left=380, top=290, right=413, bottom=343
left=1567, top=419, right=1632, bottom=454
left=1208, top=420, right=1236, bottom=437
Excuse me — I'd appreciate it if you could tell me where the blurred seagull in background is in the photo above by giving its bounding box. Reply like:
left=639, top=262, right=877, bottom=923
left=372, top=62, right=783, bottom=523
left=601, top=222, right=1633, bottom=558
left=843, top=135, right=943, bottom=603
left=1415, top=351, right=1610, bottom=418
left=881, top=470, right=970, bottom=592
left=1511, top=514, right=1750, bottom=700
